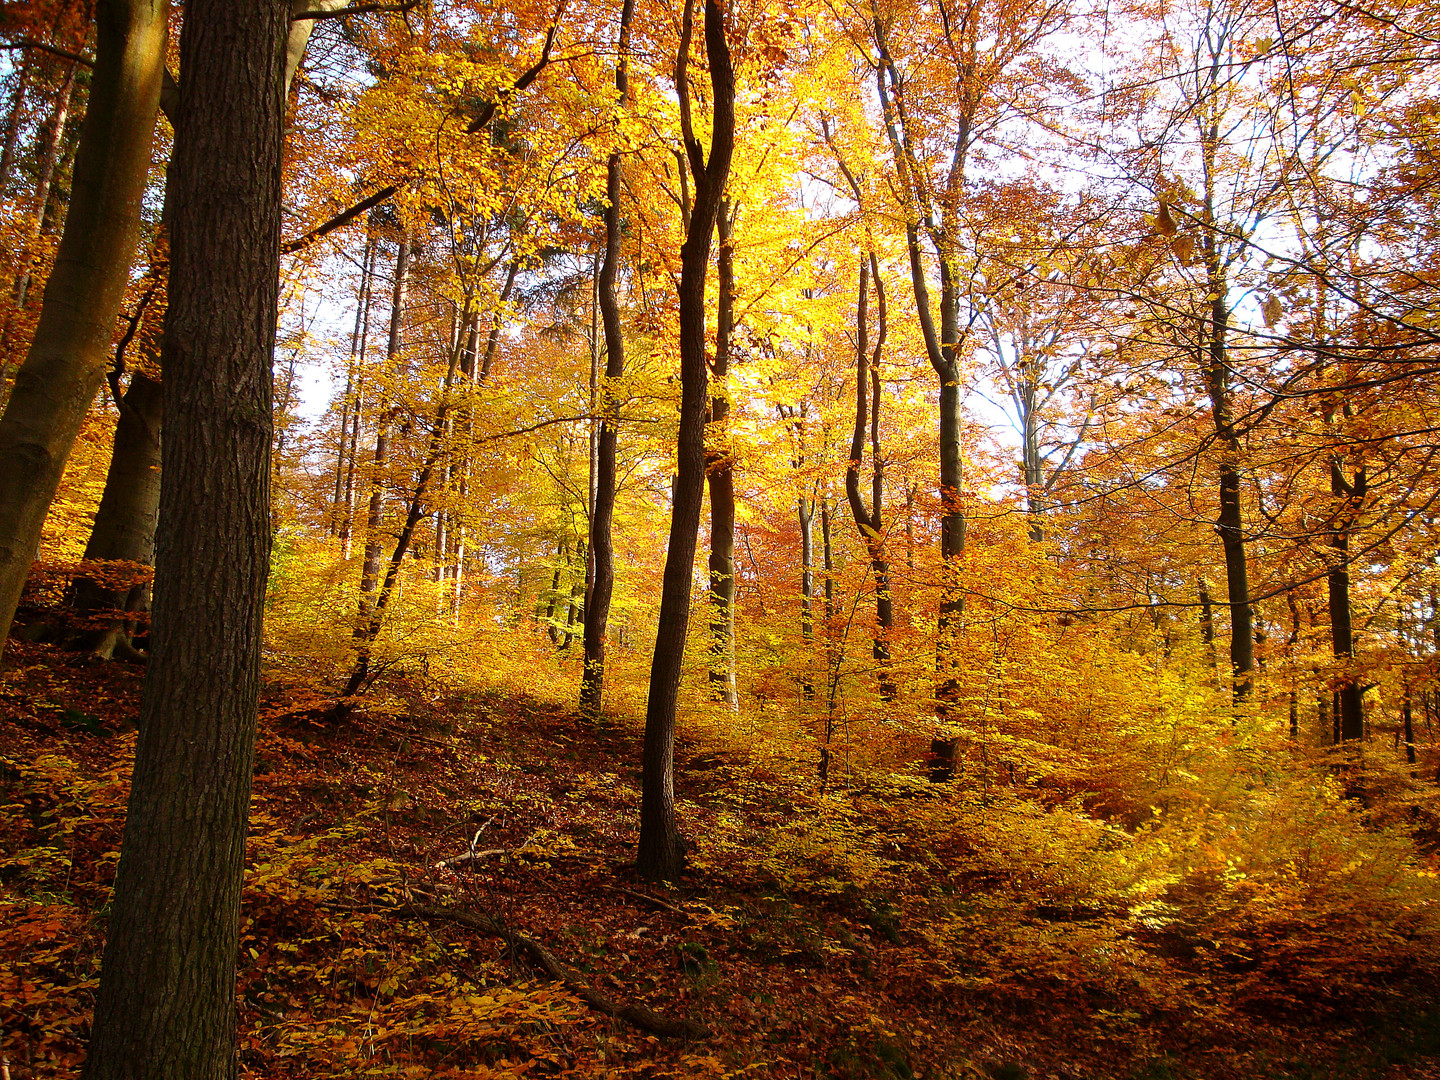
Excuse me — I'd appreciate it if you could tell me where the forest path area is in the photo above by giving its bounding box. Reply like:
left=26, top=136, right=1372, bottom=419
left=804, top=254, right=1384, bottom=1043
left=1, top=641, right=1438, bottom=1080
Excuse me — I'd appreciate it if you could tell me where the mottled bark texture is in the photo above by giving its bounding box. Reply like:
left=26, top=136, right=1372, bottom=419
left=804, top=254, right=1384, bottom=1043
left=81, top=3, right=290, bottom=1078
left=0, top=0, right=168, bottom=650
left=637, top=0, right=733, bottom=883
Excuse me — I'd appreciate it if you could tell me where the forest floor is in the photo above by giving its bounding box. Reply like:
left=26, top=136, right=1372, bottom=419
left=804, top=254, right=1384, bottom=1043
left=2, top=640, right=1439, bottom=1080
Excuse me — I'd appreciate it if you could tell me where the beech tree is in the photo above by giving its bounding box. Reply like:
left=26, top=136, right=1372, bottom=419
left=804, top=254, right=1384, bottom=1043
left=81, top=0, right=292, bottom=1076
left=636, top=0, right=734, bottom=883
left=0, top=0, right=167, bottom=649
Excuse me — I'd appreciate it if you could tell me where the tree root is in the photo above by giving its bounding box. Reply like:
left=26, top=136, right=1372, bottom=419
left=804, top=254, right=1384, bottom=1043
left=400, top=903, right=708, bottom=1040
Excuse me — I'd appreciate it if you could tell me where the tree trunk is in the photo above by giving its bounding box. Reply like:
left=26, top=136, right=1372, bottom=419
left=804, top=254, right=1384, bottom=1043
left=68, top=371, right=162, bottom=659
left=1328, top=460, right=1366, bottom=743
left=341, top=290, right=466, bottom=701
left=845, top=254, right=895, bottom=700
left=333, top=234, right=374, bottom=536
left=0, top=0, right=168, bottom=651
left=579, top=0, right=632, bottom=714
left=0, top=54, right=32, bottom=192
left=13, top=56, right=81, bottom=310
left=81, top=3, right=288, bottom=1077
left=799, top=494, right=814, bottom=700
left=707, top=200, right=738, bottom=709
left=562, top=537, right=586, bottom=650
left=357, top=239, right=408, bottom=623
left=637, top=0, right=733, bottom=884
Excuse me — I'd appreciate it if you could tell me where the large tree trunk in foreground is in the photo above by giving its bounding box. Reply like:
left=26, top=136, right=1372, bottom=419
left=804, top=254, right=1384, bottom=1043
left=82, top=2, right=289, bottom=1077
left=637, top=0, right=734, bottom=884
left=0, top=0, right=168, bottom=651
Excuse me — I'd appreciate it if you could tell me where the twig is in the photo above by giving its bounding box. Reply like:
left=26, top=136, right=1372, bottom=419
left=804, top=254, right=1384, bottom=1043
left=434, top=830, right=538, bottom=869
left=401, top=903, right=708, bottom=1039
left=605, top=885, right=685, bottom=914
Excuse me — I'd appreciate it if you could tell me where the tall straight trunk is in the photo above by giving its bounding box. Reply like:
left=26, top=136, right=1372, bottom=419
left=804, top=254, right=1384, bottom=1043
left=13, top=57, right=81, bottom=310
left=1403, top=684, right=1416, bottom=766
left=1196, top=126, right=1254, bottom=702
left=0, top=0, right=167, bottom=652
left=562, top=537, right=586, bottom=650
left=357, top=238, right=408, bottom=621
left=0, top=55, right=32, bottom=192
left=333, top=234, right=374, bottom=535
left=845, top=254, right=895, bottom=699
left=707, top=201, right=738, bottom=708
left=1329, top=460, right=1366, bottom=742
left=580, top=0, right=635, bottom=717
left=543, top=546, right=565, bottom=644
left=32, top=60, right=80, bottom=221
left=799, top=494, right=814, bottom=700
left=873, top=40, right=968, bottom=779
left=1198, top=576, right=1218, bottom=676
left=81, top=3, right=288, bottom=1077
left=821, top=499, right=834, bottom=623
left=637, top=0, right=733, bottom=884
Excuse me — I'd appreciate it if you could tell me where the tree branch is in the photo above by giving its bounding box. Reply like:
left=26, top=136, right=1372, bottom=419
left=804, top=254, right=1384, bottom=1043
left=292, top=0, right=419, bottom=19
left=282, top=184, right=399, bottom=254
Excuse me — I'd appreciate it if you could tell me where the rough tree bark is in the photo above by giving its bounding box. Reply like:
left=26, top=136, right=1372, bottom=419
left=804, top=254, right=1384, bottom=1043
left=578, top=0, right=635, bottom=716
left=637, top=0, right=733, bottom=883
left=81, top=2, right=290, bottom=1077
left=0, top=0, right=168, bottom=651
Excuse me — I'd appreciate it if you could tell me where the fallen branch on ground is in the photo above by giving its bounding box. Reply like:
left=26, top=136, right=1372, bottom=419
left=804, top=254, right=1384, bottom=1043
left=400, top=903, right=708, bottom=1039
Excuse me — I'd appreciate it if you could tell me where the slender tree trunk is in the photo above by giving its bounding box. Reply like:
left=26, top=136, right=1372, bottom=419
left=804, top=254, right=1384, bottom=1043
left=357, top=239, right=408, bottom=625
left=799, top=494, right=814, bottom=700
left=562, top=537, right=586, bottom=649
left=544, top=547, right=564, bottom=644
left=82, top=4, right=288, bottom=1077
left=1328, top=460, right=1366, bottom=743
left=872, top=45, right=967, bottom=778
left=1198, top=576, right=1218, bottom=677
left=845, top=254, right=895, bottom=700
left=637, top=0, right=733, bottom=883
left=580, top=0, right=635, bottom=717
left=333, top=235, right=374, bottom=535
left=13, top=56, right=81, bottom=310
left=0, top=0, right=168, bottom=651
left=707, top=200, right=738, bottom=709
left=1403, top=682, right=1416, bottom=766
left=0, top=55, right=32, bottom=192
